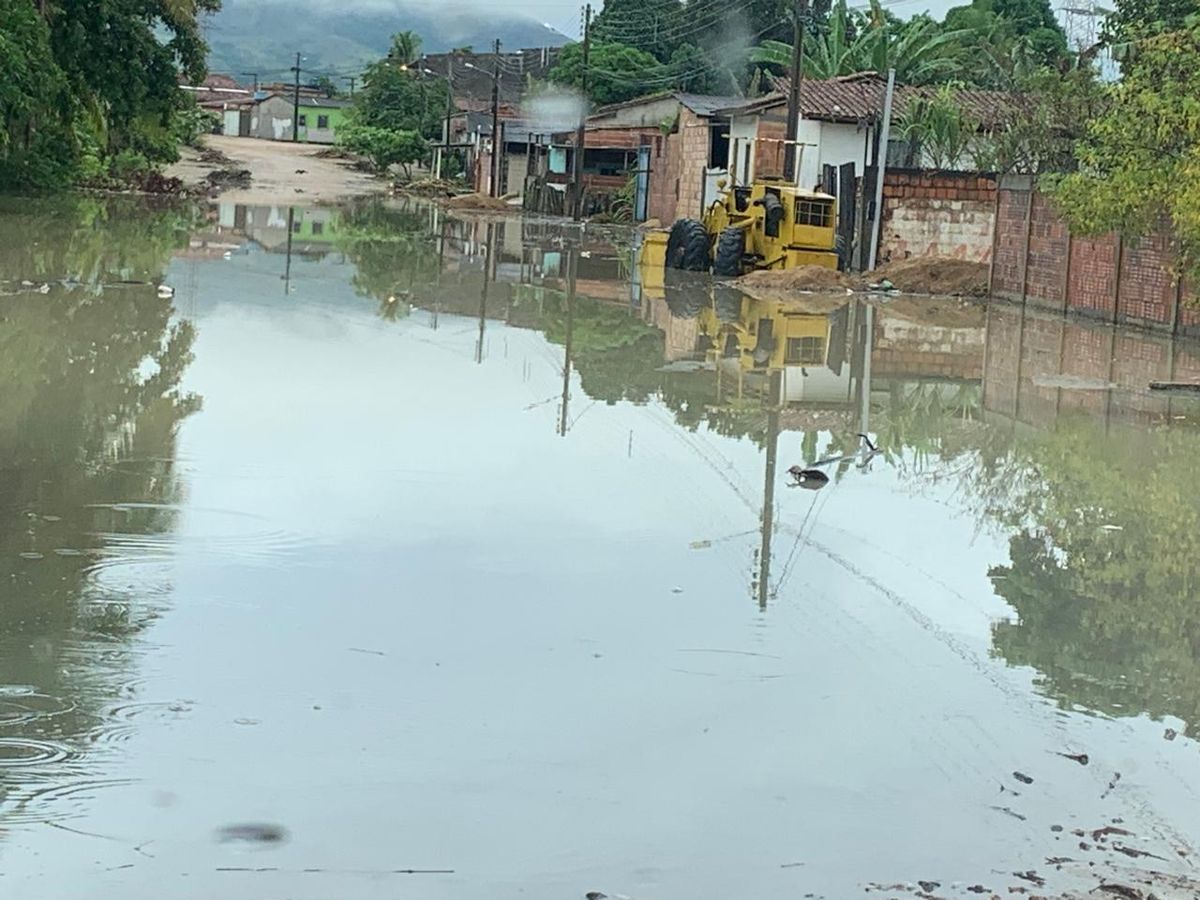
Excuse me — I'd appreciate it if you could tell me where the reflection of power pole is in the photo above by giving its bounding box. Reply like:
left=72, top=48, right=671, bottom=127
left=858, top=301, right=874, bottom=435
left=756, top=368, right=782, bottom=610
left=476, top=221, right=493, bottom=363
left=283, top=206, right=295, bottom=294
left=559, top=244, right=578, bottom=437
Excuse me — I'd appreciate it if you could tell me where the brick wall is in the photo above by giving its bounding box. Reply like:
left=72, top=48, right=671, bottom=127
left=647, top=108, right=712, bottom=225
left=880, top=171, right=998, bottom=263
left=991, top=184, right=1194, bottom=334
left=871, top=314, right=985, bottom=380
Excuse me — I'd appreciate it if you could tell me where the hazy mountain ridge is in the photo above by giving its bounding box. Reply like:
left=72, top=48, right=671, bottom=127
left=203, top=0, right=569, bottom=81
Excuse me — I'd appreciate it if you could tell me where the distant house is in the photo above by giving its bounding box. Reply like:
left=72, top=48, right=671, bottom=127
left=554, top=92, right=743, bottom=224
left=251, top=95, right=296, bottom=141
left=181, top=73, right=256, bottom=136
left=296, top=97, right=352, bottom=144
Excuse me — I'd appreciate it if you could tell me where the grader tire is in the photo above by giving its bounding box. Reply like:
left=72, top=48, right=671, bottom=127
left=713, top=227, right=745, bottom=277
left=666, top=218, right=710, bottom=271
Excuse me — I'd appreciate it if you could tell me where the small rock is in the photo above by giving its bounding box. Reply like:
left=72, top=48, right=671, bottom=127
left=1013, top=771, right=1034, bottom=785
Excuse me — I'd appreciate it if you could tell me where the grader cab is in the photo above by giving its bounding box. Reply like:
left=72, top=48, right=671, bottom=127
left=660, top=177, right=840, bottom=277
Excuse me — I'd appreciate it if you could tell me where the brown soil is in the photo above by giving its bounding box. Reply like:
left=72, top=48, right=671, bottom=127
left=399, top=177, right=464, bottom=199
left=866, top=257, right=989, bottom=296
left=442, top=192, right=516, bottom=211
left=736, top=265, right=853, bottom=293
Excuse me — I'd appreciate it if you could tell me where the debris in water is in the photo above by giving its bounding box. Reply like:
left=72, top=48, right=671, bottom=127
left=786, top=466, right=829, bottom=490
left=1101, top=772, right=1122, bottom=799
left=1096, top=884, right=1142, bottom=898
left=689, top=540, right=713, bottom=550
left=1112, top=843, right=1166, bottom=861
left=1013, top=771, right=1034, bottom=784
left=1012, top=870, right=1045, bottom=887
left=917, top=880, right=940, bottom=892
left=1056, top=751, right=1089, bottom=765
left=1092, top=825, right=1132, bottom=842
left=1050, top=825, right=1063, bottom=833
left=990, top=805, right=1026, bottom=821
left=1164, top=728, right=1178, bottom=741
left=215, top=823, right=289, bottom=845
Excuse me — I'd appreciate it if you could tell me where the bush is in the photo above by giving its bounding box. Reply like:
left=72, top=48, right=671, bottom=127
left=338, top=125, right=426, bottom=177
left=108, top=149, right=153, bottom=181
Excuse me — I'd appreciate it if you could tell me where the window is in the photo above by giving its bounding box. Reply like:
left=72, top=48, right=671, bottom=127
left=292, top=219, right=302, bottom=234
left=795, top=198, right=833, bottom=228
left=785, top=336, right=826, bottom=365
left=317, top=115, right=329, bottom=129
left=311, top=221, right=324, bottom=235
left=708, top=117, right=730, bottom=168
left=298, top=114, right=307, bottom=127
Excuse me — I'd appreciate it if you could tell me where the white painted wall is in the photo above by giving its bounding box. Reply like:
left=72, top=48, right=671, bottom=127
left=818, top=121, right=871, bottom=180
left=728, top=117, right=759, bottom=183
left=795, top=118, right=823, bottom=188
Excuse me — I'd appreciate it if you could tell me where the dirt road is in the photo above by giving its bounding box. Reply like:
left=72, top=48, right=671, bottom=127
left=167, top=134, right=386, bottom=205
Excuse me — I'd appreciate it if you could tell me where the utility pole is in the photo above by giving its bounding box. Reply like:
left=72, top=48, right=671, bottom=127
left=344, top=76, right=356, bottom=96
left=572, top=3, right=592, bottom=221
left=783, top=0, right=808, bottom=183
left=559, top=245, right=578, bottom=437
left=490, top=39, right=502, bottom=197
left=867, top=68, right=896, bottom=272
left=242, top=72, right=259, bottom=93
left=440, top=54, right=455, bottom=180
left=291, top=52, right=302, bottom=142
left=756, top=369, right=782, bottom=610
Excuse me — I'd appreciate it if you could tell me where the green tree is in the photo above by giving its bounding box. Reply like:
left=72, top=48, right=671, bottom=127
left=750, top=0, right=967, bottom=85
left=548, top=41, right=670, bottom=106
left=898, top=83, right=980, bottom=168
left=339, top=125, right=426, bottom=177
left=353, top=38, right=450, bottom=139
left=1047, top=22, right=1200, bottom=278
left=1102, top=0, right=1199, bottom=46
left=592, top=0, right=687, bottom=63
left=943, top=0, right=1070, bottom=79
left=388, top=30, right=423, bottom=67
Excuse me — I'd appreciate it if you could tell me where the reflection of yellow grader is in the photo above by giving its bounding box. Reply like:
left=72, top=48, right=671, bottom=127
left=699, top=293, right=832, bottom=371
left=643, top=177, right=840, bottom=277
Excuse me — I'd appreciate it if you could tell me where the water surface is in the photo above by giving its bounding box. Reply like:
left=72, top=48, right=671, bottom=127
left=2, top=196, right=1199, bottom=899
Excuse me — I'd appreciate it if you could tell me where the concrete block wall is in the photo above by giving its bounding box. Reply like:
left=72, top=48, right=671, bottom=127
left=647, top=108, right=713, bottom=225
left=991, top=185, right=1194, bottom=335
left=880, top=171, right=998, bottom=263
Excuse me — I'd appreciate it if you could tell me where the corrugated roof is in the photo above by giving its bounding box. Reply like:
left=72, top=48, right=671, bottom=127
left=674, top=92, right=749, bottom=117
left=298, top=97, right=353, bottom=109
left=720, top=73, right=1017, bottom=127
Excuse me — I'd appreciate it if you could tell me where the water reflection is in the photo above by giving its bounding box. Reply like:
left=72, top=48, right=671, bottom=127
left=0, top=196, right=201, bottom=826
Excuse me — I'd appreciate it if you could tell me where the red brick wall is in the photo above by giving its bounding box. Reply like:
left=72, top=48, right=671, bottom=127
left=755, top=117, right=787, bottom=179
left=647, top=108, right=712, bottom=225
left=880, top=171, right=998, bottom=263
left=991, top=187, right=1030, bottom=299
left=991, top=185, right=1193, bottom=334
left=1067, top=234, right=1118, bottom=318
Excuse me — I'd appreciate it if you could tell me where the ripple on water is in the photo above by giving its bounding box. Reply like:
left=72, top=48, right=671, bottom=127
left=0, top=737, right=72, bottom=768
left=1, top=775, right=141, bottom=825
left=0, top=692, right=75, bottom=729
left=90, top=699, right=193, bottom=746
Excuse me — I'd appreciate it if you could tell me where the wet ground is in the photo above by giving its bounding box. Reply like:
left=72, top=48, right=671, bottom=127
left=2, top=195, right=1200, bottom=900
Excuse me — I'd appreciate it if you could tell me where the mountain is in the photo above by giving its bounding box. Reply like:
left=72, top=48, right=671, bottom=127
left=203, top=0, right=569, bottom=82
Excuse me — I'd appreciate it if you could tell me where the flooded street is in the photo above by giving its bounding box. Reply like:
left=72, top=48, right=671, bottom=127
left=2, top=196, right=1200, bottom=899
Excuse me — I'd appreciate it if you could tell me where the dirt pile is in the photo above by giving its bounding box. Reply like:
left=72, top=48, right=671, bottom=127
left=443, top=192, right=516, bottom=211
left=867, top=257, right=989, bottom=296
left=736, top=265, right=853, bottom=293
left=201, top=167, right=252, bottom=192
left=400, top=178, right=464, bottom=199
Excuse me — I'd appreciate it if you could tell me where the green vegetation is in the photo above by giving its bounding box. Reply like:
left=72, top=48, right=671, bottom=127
left=339, top=31, right=449, bottom=176
left=1047, top=21, right=1200, bottom=277
left=0, top=0, right=220, bottom=190
left=335, top=200, right=442, bottom=306
left=980, top=418, right=1200, bottom=736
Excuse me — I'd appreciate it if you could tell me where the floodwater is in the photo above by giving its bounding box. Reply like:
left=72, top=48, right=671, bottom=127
left=2, top=196, right=1200, bottom=900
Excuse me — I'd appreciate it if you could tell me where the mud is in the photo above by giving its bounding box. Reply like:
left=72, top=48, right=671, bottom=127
left=869, top=256, right=990, bottom=296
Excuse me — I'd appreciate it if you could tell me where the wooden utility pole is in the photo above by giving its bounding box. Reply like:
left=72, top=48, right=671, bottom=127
left=344, top=76, right=356, bottom=96
left=490, top=39, right=502, bottom=197
left=572, top=3, right=592, bottom=221
left=783, top=0, right=807, bottom=183
left=291, top=52, right=302, bottom=142
left=242, top=72, right=259, bottom=93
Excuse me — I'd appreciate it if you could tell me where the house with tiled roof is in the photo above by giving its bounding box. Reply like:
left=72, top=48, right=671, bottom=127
left=716, top=72, right=1016, bottom=188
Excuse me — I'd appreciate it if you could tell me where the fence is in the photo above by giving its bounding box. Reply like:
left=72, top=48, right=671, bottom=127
left=989, top=176, right=1200, bottom=337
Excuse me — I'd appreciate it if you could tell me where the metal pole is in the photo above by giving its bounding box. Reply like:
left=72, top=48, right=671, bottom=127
left=757, top=369, right=782, bottom=610
left=783, top=0, right=807, bottom=183
left=490, top=40, right=502, bottom=197
left=291, top=52, right=302, bottom=142
left=859, top=301, right=874, bottom=433
left=559, top=244, right=578, bottom=436
left=866, top=68, right=895, bottom=272
left=572, top=3, right=592, bottom=221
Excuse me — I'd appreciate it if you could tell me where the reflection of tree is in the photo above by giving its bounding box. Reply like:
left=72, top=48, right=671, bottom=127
left=982, top=419, right=1200, bottom=736
left=0, top=197, right=201, bottom=824
left=538, top=291, right=665, bottom=404
left=335, top=200, right=440, bottom=311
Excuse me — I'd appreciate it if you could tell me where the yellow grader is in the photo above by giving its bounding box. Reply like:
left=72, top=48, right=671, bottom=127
left=651, top=177, right=840, bottom=277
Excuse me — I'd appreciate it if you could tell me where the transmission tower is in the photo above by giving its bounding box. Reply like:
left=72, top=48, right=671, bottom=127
left=1060, top=0, right=1102, bottom=53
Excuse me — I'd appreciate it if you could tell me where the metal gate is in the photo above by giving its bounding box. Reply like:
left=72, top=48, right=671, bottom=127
left=821, top=162, right=858, bottom=271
